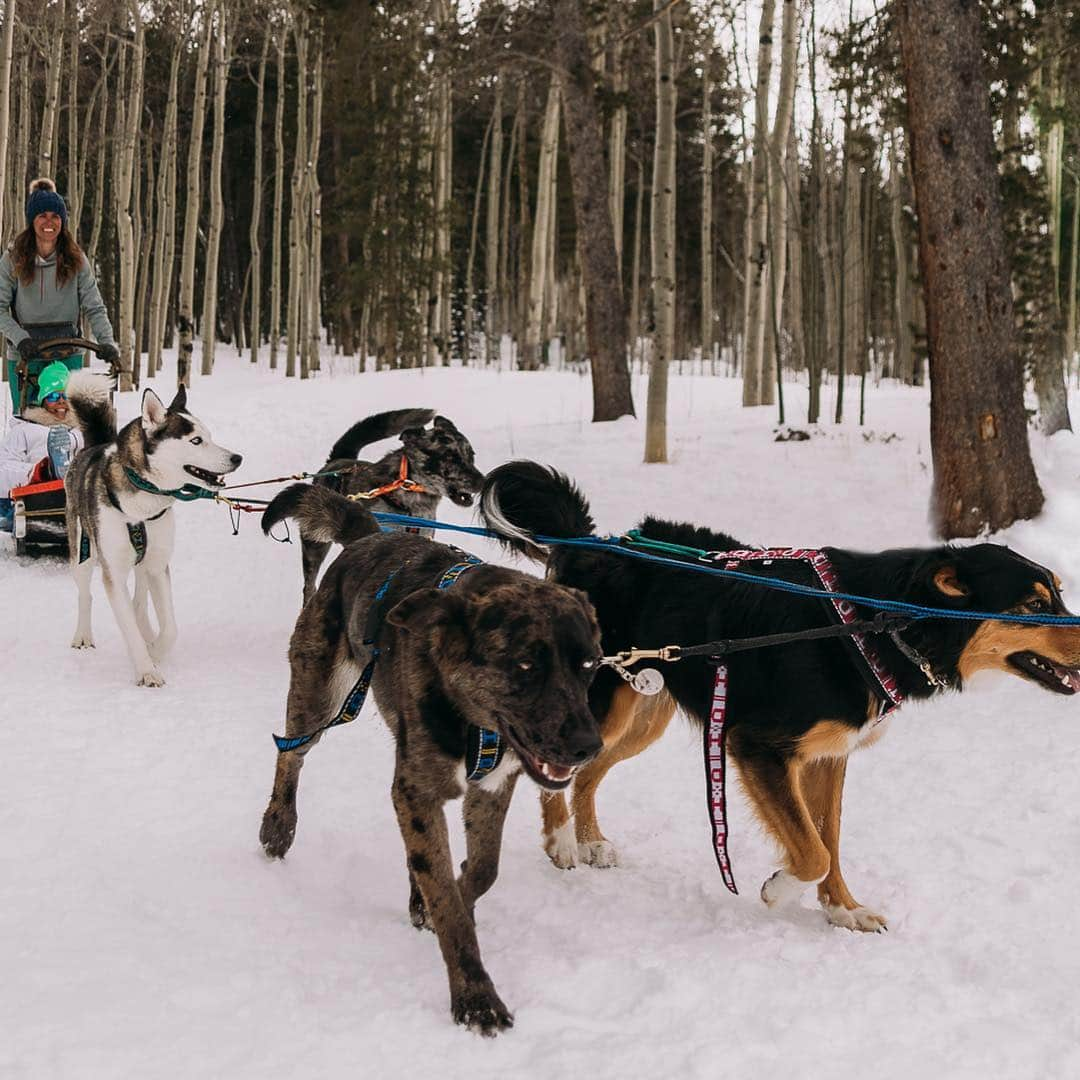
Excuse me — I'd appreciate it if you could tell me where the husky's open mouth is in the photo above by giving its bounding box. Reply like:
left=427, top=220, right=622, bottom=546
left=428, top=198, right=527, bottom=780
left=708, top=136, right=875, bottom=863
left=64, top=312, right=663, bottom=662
left=184, top=465, right=227, bottom=488
left=1007, top=651, right=1080, bottom=695
left=506, top=724, right=580, bottom=791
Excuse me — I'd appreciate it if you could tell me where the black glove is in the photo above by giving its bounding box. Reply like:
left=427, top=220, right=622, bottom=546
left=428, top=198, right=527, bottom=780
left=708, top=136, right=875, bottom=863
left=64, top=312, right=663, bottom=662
left=16, top=337, right=37, bottom=361
left=98, top=342, right=120, bottom=364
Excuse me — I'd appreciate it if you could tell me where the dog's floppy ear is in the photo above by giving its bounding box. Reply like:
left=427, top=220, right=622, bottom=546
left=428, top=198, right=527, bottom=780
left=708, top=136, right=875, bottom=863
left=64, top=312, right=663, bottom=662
left=167, top=383, right=188, bottom=414
left=386, top=588, right=466, bottom=634
left=433, top=415, right=461, bottom=434
left=399, top=426, right=426, bottom=444
left=931, top=564, right=971, bottom=600
left=141, top=388, right=168, bottom=432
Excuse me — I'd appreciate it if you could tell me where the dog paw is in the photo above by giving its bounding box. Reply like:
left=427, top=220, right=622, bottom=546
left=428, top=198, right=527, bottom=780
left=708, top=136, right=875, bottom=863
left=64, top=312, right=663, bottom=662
left=578, top=839, right=618, bottom=868
left=761, top=869, right=819, bottom=908
left=259, top=808, right=297, bottom=859
left=543, top=821, right=578, bottom=869
left=71, top=634, right=95, bottom=649
left=452, top=986, right=514, bottom=1037
left=824, top=903, right=888, bottom=933
left=136, top=668, right=166, bottom=688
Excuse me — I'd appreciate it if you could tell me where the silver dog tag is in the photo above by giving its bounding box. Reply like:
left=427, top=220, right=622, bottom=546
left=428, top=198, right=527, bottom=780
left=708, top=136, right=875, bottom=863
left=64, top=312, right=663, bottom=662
left=631, top=668, right=665, bottom=696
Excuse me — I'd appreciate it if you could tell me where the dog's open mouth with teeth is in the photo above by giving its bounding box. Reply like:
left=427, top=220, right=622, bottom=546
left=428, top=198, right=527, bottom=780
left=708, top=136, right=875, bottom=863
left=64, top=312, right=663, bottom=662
left=1007, top=651, right=1080, bottom=694
left=184, top=465, right=228, bottom=488
left=504, top=724, right=584, bottom=790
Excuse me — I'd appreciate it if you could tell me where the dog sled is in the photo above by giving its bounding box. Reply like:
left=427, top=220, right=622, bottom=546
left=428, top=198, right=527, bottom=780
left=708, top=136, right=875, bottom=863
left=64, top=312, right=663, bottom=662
left=6, top=337, right=120, bottom=556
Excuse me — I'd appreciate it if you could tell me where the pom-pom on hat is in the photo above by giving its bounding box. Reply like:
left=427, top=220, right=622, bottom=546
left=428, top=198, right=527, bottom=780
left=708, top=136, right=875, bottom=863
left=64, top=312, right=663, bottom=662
left=26, top=177, right=68, bottom=229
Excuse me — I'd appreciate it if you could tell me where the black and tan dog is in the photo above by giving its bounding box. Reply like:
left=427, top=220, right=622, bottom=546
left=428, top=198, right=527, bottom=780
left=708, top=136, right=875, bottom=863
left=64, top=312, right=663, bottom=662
left=258, top=483, right=603, bottom=1034
left=298, top=408, right=484, bottom=604
left=481, top=461, right=1080, bottom=932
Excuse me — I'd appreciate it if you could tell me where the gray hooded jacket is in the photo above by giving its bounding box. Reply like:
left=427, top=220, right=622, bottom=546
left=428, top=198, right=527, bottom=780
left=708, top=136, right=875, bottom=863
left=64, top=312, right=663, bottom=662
left=0, top=248, right=116, bottom=351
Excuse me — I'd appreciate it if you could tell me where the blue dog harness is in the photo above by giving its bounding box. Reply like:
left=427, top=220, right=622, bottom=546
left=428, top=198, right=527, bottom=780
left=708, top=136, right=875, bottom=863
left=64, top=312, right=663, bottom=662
left=273, top=555, right=506, bottom=783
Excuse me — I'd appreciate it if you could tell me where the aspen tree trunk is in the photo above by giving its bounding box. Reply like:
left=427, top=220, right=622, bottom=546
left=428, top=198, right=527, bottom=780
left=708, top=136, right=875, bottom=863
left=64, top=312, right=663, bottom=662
left=77, top=48, right=110, bottom=255
left=1068, top=169, right=1079, bottom=374
left=305, top=32, right=323, bottom=375
left=608, top=18, right=627, bottom=276
left=269, top=29, right=285, bottom=371
left=897, top=0, right=1043, bottom=537
left=842, top=150, right=863, bottom=395
left=464, top=110, right=492, bottom=366
left=249, top=27, right=269, bottom=364
left=133, top=128, right=155, bottom=375
left=515, top=79, right=531, bottom=364
left=149, top=23, right=181, bottom=376
left=785, top=122, right=805, bottom=380
left=178, top=7, right=213, bottom=387
left=201, top=10, right=229, bottom=375
left=86, top=51, right=109, bottom=268
left=761, top=0, right=797, bottom=407
left=113, top=17, right=145, bottom=393
left=484, top=75, right=502, bottom=365
left=889, top=134, right=915, bottom=384
left=630, top=155, right=645, bottom=368
left=64, top=0, right=78, bottom=230
left=645, top=0, right=675, bottom=462
left=522, top=75, right=560, bottom=372
left=12, top=50, right=28, bottom=239
left=286, top=9, right=308, bottom=379
left=700, top=52, right=713, bottom=360
left=554, top=0, right=634, bottom=419
left=741, top=0, right=775, bottom=406
left=0, top=0, right=14, bottom=239
left=37, top=0, right=63, bottom=176
left=498, top=105, right=517, bottom=355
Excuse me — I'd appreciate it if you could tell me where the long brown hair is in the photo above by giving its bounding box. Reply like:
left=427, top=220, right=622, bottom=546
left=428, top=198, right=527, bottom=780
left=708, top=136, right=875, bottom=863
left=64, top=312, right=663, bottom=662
left=12, top=178, right=84, bottom=287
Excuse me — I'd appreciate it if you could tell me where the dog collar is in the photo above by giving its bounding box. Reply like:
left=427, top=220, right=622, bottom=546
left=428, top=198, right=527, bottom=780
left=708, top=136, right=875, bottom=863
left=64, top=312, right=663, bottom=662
left=123, top=466, right=214, bottom=502
left=433, top=556, right=507, bottom=782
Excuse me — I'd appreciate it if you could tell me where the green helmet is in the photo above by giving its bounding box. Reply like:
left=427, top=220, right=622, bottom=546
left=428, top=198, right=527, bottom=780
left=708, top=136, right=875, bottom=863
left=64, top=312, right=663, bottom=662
left=37, top=360, right=71, bottom=401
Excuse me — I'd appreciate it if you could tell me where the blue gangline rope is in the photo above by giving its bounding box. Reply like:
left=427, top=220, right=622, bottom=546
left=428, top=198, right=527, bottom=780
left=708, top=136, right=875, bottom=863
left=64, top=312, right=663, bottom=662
left=370, top=511, right=1080, bottom=628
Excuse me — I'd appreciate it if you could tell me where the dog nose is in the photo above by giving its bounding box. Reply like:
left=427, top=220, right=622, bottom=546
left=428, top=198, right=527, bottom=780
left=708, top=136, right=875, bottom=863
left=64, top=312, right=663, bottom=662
left=561, top=720, right=603, bottom=762
left=230, top=454, right=243, bottom=466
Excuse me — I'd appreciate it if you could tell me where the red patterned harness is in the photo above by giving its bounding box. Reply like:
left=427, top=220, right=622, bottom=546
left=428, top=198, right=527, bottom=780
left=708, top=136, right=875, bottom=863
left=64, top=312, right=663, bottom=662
left=703, top=548, right=905, bottom=894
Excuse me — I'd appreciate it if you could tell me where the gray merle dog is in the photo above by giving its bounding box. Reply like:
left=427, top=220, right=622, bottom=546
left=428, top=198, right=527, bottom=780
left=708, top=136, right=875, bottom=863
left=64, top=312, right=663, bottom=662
left=298, top=408, right=484, bottom=604
left=64, top=372, right=242, bottom=686
left=258, top=483, right=604, bottom=1034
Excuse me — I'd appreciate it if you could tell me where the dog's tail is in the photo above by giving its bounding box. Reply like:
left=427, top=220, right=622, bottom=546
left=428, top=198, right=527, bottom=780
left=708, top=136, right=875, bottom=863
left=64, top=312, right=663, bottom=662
left=327, top=408, right=437, bottom=463
left=262, top=483, right=380, bottom=547
left=479, top=460, right=595, bottom=562
left=65, top=369, right=116, bottom=449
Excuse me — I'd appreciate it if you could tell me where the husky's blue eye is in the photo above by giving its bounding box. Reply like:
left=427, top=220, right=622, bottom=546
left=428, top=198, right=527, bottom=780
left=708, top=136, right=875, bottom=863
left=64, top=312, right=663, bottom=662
left=191, top=436, right=202, bottom=445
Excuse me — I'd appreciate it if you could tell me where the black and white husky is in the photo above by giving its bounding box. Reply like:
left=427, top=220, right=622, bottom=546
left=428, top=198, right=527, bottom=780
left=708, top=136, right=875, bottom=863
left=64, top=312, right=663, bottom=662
left=64, top=372, right=242, bottom=686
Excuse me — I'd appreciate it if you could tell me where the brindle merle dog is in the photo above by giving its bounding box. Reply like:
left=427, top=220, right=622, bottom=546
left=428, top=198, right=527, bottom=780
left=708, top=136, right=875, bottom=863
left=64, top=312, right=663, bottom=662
left=258, top=483, right=603, bottom=1034
left=480, top=460, right=1080, bottom=933
left=298, top=408, right=483, bottom=604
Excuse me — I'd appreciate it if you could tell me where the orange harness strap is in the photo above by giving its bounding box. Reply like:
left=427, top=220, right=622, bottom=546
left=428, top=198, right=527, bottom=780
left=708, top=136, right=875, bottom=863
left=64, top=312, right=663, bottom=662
left=348, top=455, right=427, bottom=501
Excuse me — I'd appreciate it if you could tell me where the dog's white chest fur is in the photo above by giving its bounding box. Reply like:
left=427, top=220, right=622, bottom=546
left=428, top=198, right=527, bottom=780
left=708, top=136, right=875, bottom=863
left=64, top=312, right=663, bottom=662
left=454, top=750, right=522, bottom=795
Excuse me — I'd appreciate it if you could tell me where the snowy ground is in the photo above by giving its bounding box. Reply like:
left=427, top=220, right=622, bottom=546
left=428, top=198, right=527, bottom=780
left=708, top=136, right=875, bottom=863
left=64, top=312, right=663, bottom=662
left=4, top=351, right=1080, bottom=1080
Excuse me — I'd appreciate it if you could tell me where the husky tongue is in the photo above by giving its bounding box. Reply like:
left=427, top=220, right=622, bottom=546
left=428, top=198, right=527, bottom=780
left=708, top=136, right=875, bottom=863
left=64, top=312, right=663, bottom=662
left=1061, top=667, right=1080, bottom=693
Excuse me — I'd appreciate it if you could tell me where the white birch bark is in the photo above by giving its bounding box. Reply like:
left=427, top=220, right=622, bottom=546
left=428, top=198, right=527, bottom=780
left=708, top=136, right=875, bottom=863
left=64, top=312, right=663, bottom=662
left=522, top=75, right=560, bottom=371
left=200, top=7, right=229, bottom=375
left=248, top=26, right=269, bottom=364
left=177, top=4, right=213, bottom=387
left=741, top=0, right=775, bottom=406
left=645, top=0, right=675, bottom=462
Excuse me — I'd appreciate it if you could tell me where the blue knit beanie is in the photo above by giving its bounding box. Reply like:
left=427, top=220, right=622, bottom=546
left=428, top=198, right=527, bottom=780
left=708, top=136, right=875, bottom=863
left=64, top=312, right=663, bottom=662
left=25, top=178, right=68, bottom=229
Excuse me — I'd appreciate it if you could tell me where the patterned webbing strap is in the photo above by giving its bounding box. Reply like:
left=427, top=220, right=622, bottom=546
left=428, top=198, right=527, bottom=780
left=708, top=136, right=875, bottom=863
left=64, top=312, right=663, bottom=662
left=273, top=570, right=399, bottom=753
left=702, top=548, right=903, bottom=895
left=272, top=556, right=500, bottom=781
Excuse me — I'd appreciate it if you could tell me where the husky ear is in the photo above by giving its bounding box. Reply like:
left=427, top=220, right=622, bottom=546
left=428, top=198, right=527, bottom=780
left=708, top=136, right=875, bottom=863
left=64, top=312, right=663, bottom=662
left=433, top=415, right=460, bottom=434
left=167, top=383, right=188, bottom=414
left=399, top=426, right=426, bottom=444
left=386, top=588, right=466, bottom=634
left=932, top=564, right=970, bottom=599
left=141, top=388, right=168, bottom=432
